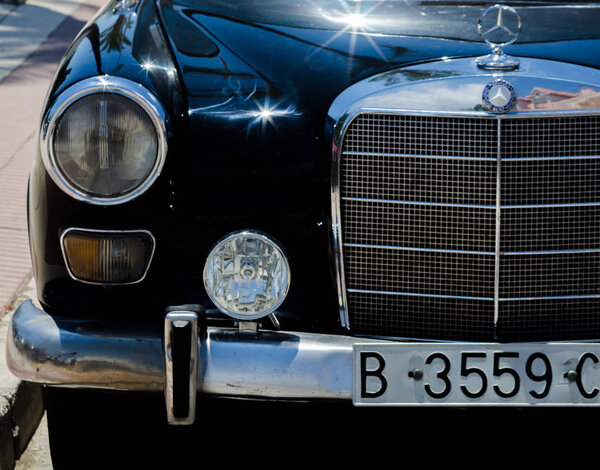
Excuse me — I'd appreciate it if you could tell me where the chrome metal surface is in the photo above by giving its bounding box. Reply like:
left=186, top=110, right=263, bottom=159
left=329, top=57, right=600, bottom=342
left=494, top=118, right=502, bottom=327
left=327, top=57, right=600, bottom=121
left=478, top=4, right=521, bottom=48
left=476, top=4, right=521, bottom=71
left=59, top=227, right=156, bottom=285
left=7, top=300, right=384, bottom=399
left=476, top=51, right=521, bottom=72
left=164, top=311, right=199, bottom=425
left=8, top=301, right=600, bottom=406
left=40, top=76, right=168, bottom=205
left=7, top=301, right=165, bottom=391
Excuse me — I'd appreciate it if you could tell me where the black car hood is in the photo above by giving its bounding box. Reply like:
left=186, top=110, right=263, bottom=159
left=151, top=0, right=600, bottom=185
left=158, top=0, right=600, bottom=115
left=164, top=0, right=600, bottom=44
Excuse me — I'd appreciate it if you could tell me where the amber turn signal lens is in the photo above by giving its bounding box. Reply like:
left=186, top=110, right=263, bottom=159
left=61, top=229, right=155, bottom=284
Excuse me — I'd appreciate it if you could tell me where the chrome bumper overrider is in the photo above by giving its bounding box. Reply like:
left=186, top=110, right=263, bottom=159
left=7, top=301, right=384, bottom=406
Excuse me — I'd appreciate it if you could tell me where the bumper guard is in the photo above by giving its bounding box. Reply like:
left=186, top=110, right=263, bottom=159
left=6, top=301, right=385, bottom=423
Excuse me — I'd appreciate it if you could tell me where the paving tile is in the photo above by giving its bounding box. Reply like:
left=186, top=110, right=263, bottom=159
left=0, top=0, right=106, bottom=309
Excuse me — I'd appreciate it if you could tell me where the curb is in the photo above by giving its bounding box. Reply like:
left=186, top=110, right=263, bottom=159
left=0, top=275, right=44, bottom=470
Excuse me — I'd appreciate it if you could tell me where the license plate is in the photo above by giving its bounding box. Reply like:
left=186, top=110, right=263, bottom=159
left=353, top=343, right=600, bottom=406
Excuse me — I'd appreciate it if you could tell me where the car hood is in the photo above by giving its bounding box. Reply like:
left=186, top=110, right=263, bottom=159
left=155, top=0, right=600, bottom=184
left=159, top=0, right=600, bottom=117
left=164, top=0, right=600, bottom=44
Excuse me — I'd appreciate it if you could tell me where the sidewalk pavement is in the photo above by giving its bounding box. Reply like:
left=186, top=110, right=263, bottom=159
left=0, top=276, right=40, bottom=470
left=0, top=1, right=105, bottom=468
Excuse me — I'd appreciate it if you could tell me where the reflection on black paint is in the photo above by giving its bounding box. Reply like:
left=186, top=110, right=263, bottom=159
left=100, top=15, right=133, bottom=53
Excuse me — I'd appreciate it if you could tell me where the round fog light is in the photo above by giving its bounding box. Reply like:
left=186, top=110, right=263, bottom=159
left=203, top=231, right=290, bottom=320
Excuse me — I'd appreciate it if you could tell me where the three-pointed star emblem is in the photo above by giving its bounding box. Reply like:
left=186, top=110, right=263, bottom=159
left=482, top=79, right=517, bottom=113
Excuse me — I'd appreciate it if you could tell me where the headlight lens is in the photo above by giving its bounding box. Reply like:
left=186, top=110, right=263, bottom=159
left=42, top=76, right=167, bottom=204
left=53, top=93, right=157, bottom=198
left=203, top=231, right=291, bottom=320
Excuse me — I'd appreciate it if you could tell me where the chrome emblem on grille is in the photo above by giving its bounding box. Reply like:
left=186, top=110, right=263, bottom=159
left=482, top=79, right=517, bottom=113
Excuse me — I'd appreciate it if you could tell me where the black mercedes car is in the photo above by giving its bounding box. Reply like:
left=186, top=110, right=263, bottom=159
left=7, top=0, right=600, bottom=464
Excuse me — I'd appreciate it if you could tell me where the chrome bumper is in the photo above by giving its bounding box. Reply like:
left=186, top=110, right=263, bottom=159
left=7, top=301, right=384, bottom=405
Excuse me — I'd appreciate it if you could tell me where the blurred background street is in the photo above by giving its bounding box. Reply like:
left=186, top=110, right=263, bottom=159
left=0, top=0, right=105, bottom=315
left=0, top=1, right=105, bottom=468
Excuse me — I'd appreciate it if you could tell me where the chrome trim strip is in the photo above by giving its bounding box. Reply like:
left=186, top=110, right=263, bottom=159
left=494, top=119, right=502, bottom=329
left=504, top=249, right=600, bottom=256
left=343, top=151, right=496, bottom=162
left=332, top=129, right=350, bottom=330
left=164, top=311, right=199, bottom=425
left=337, top=108, right=600, bottom=120
left=342, top=150, right=600, bottom=162
left=347, top=288, right=494, bottom=302
left=344, top=197, right=600, bottom=210
left=59, top=227, right=156, bottom=286
left=342, top=196, right=495, bottom=210
left=499, top=295, right=600, bottom=302
left=343, top=152, right=600, bottom=165
left=348, top=289, right=600, bottom=303
left=343, top=243, right=495, bottom=256
left=40, top=75, right=168, bottom=205
left=504, top=155, right=600, bottom=161
left=503, top=202, right=600, bottom=209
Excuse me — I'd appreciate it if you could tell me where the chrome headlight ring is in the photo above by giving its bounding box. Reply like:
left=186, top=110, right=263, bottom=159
left=40, top=75, right=168, bottom=205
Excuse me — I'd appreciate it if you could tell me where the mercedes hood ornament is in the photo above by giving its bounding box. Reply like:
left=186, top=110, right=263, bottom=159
left=476, top=4, right=522, bottom=71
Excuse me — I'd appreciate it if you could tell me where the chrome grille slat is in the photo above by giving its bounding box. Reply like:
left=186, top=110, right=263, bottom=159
left=339, top=113, right=600, bottom=341
left=504, top=156, right=600, bottom=161
left=344, top=151, right=497, bottom=162
left=344, top=243, right=495, bottom=256
left=342, top=197, right=495, bottom=209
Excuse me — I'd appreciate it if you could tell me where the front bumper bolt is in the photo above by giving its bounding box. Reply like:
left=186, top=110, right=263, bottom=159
left=565, top=370, right=578, bottom=382
left=409, top=369, right=423, bottom=381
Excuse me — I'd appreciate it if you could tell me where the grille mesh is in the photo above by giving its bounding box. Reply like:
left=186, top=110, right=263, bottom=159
left=339, top=113, right=600, bottom=341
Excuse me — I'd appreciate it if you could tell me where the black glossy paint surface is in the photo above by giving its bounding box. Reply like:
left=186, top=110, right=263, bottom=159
left=30, top=0, right=600, bottom=332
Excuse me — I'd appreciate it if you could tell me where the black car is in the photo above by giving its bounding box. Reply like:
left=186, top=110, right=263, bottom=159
left=7, top=0, right=600, bottom=464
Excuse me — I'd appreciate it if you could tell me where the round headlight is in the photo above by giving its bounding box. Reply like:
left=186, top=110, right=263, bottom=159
left=41, top=76, right=167, bottom=204
left=203, top=231, right=291, bottom=320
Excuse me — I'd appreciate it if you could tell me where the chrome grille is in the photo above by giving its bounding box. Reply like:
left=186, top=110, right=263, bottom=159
left=338, top=113, right=600, bottom=341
